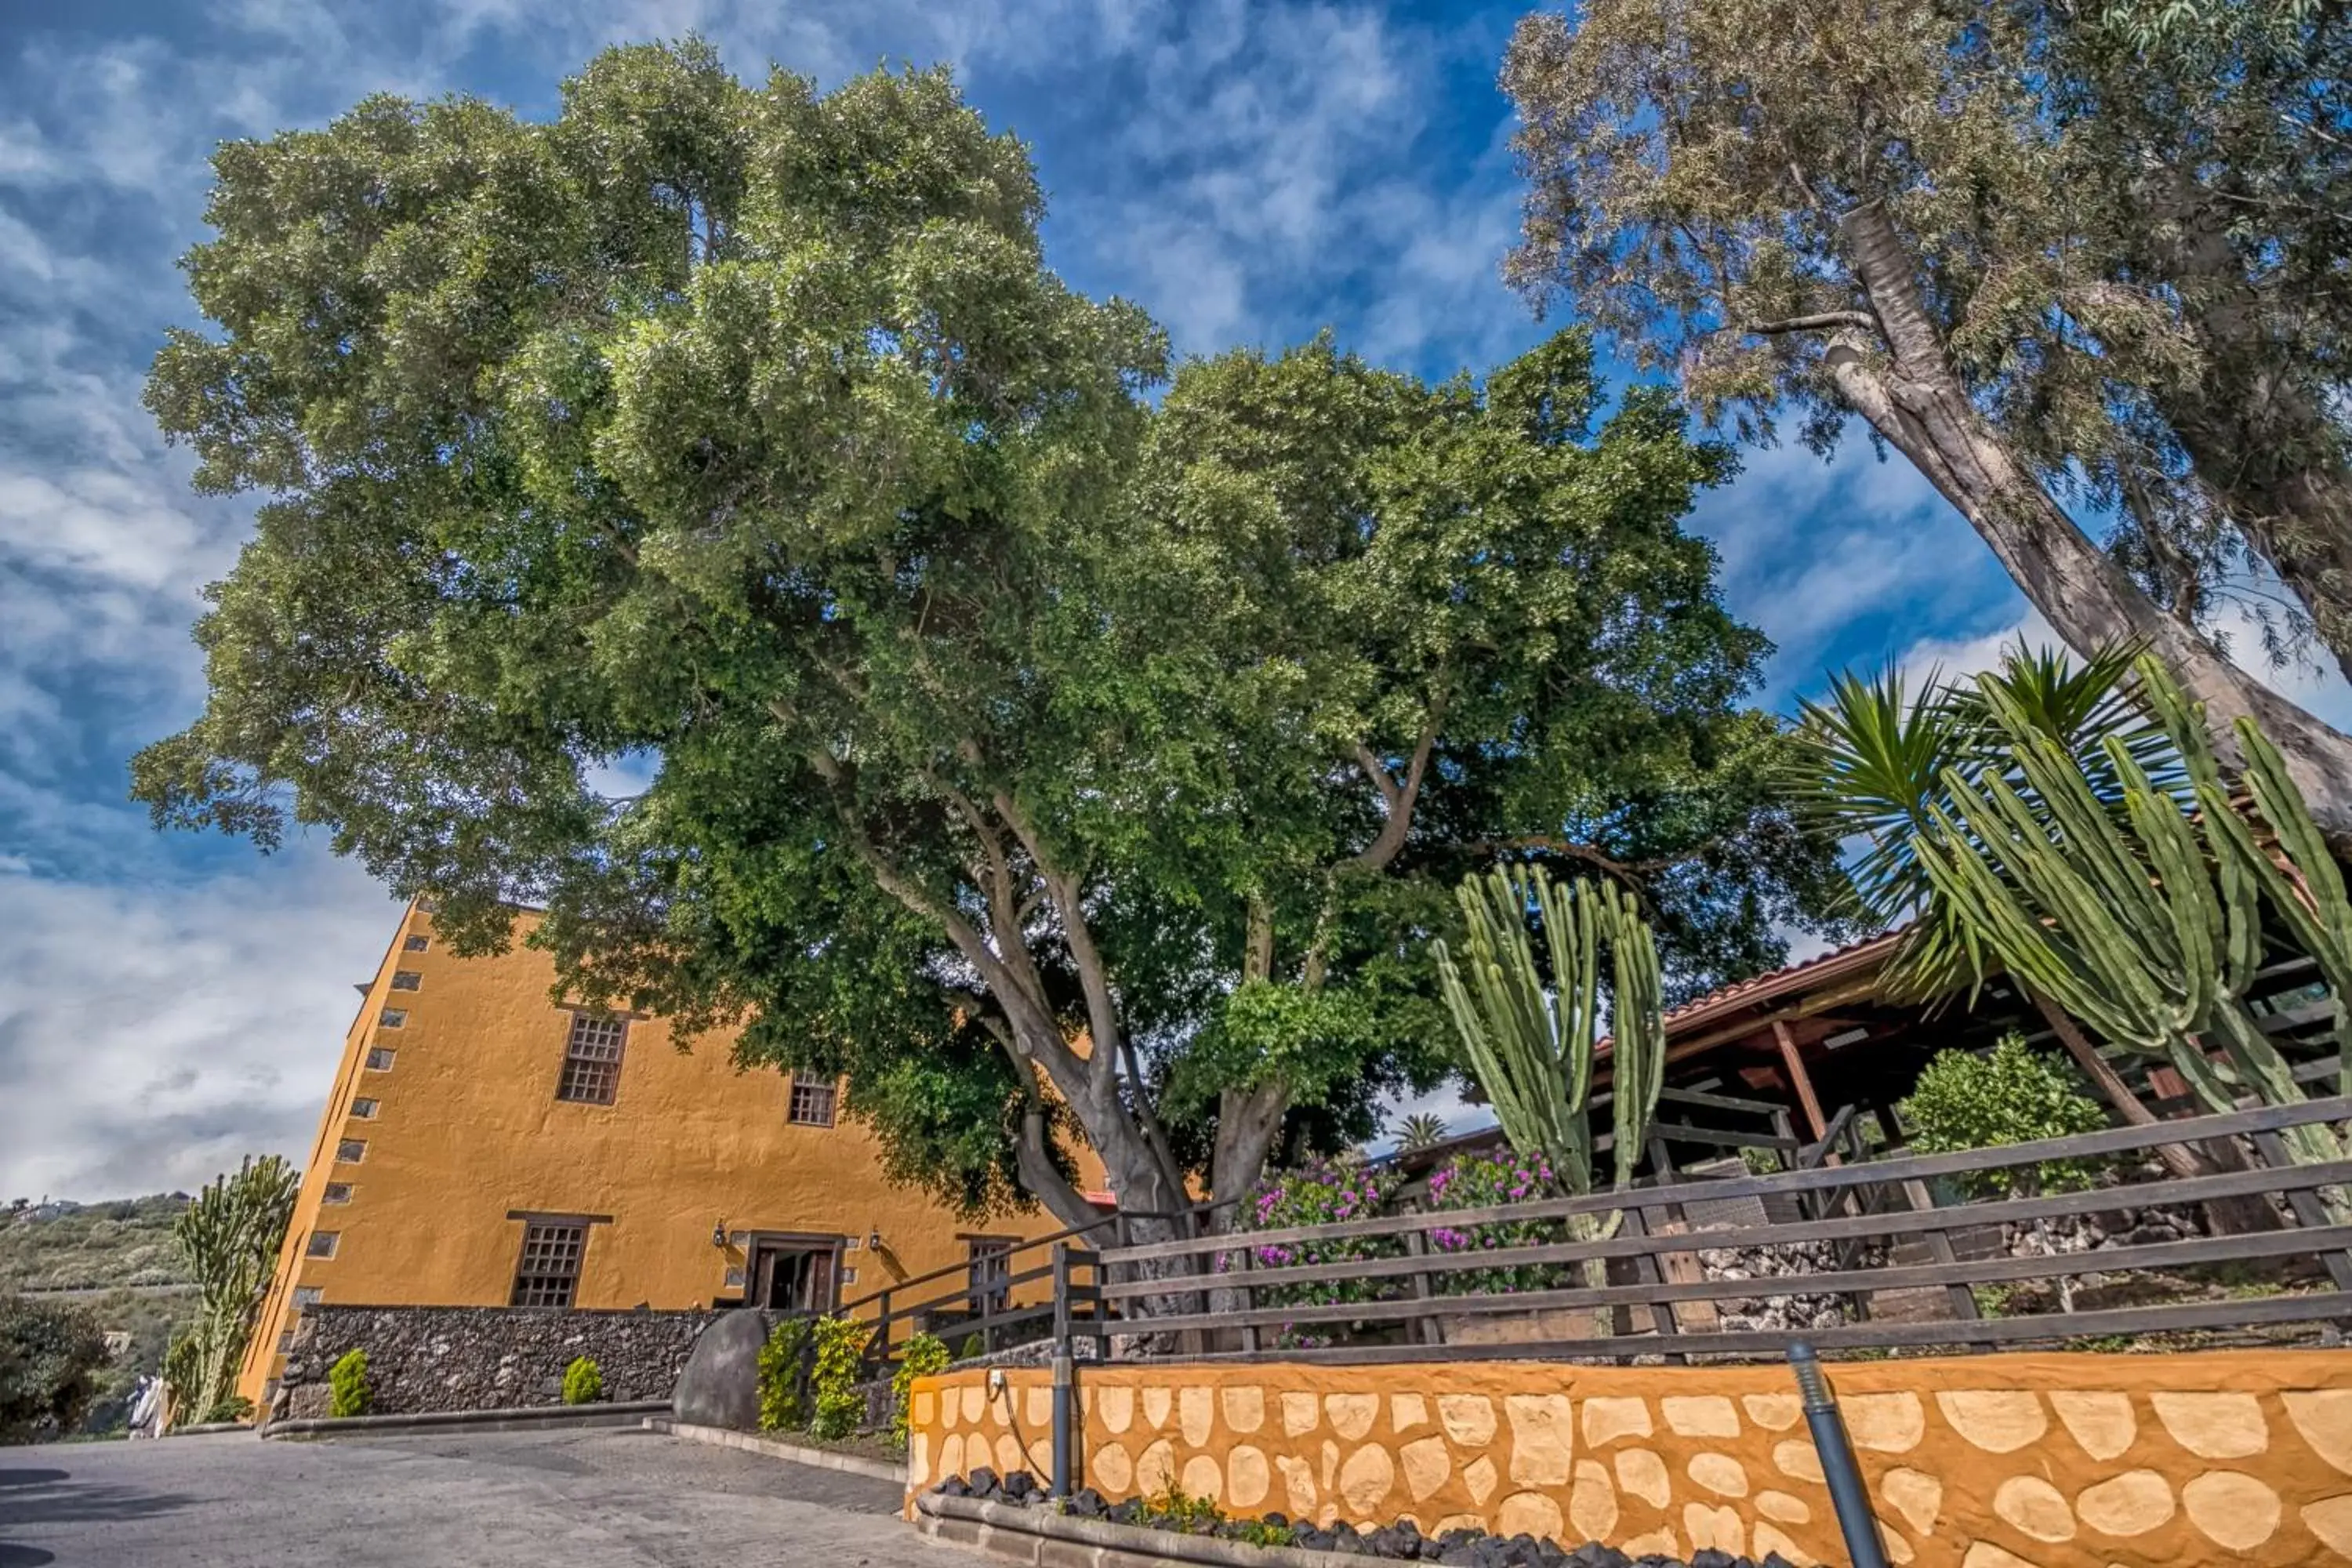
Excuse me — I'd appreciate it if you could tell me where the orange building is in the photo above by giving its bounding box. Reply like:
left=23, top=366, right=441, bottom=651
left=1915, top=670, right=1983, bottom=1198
left=238, top=900, right=1105, bottom=1411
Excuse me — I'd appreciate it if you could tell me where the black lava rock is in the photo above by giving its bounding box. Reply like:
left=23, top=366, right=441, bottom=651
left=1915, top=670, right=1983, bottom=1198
left=1001, top=1471, right=1036, bottom=1501
left=1690, top=1551, right=1738, bottom=1568
left=1108, top=1499, right=1143, bottom=1526
left=1566, top=1547, right=1629, bottom=1568
left=934, top=1475, right=970, bottom=1497
left=1065, top=1487, right=1105, bottom=1518
left=964, top=1466, right=998, bottom=1498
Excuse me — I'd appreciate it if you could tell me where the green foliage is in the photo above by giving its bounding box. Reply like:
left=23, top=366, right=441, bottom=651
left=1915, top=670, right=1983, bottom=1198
left=1898, top=1036, right=2112, bottom=1196
left=956, top=1334, right=985, bottom=1363
left=326, top=1348, right=369, bottom=1419
left=808, top=1316, right=868, bottom=1441
left=562, top=1356, right=602, bottom=1406
left=756, top=1317, right=811, bottom=1434
left=165, top=1156, right=299, bottom=1427
left=132, top=39, right=1845, bottom=1236
left=1239, top=1160, right=1401, bottom=1331
left=1138, top=1483, right=1225, bottom=1534
left=0, top=1194, right=191, bottom=1292
left=1430, top=866, right=1664, bottom=1203
left=1232, top=1518, right=1300, bottom=1548
left=1502, top=0, right=2352, bottom=689
left=0, top=1293, right=110, bottom=1443
left=888, top=1332, right=950, bottom=1448
left=1426, top=1149, right=1570, bottom=1296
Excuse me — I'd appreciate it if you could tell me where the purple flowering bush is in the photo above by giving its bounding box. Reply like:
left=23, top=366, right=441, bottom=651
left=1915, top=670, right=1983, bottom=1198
left=1236, top=1158, right=1405, bottom=1342
left=1425, top=1149, right=1571, bottom=1296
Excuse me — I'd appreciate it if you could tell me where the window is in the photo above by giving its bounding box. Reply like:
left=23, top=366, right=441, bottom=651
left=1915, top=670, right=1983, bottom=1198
left=787, top=1077, right=837, bottom=1127
left=365, top=1047, right=396, bottom=1072
left=307, top=1231, right=339, bottom=1259
left=292, top=1287, right=323, bottom=1308
left=510, top=1221, right=587, bottom=1308
left=403, top=934, right=430, bottom=953
left=556, top=1014, right=627, bottom=1104
left=378, top=1009, right=406, bottom=1029
left=322, top=1183, right=353, bottom=1205
left=277, top=1330, right=293, bottom=1353
left=390, top=971, right=422, bottom=991
left=335, top=1138, right=366, bottom=1163
left=967, top=1236, right=1015, bottom=1317
left=349, top=1098, right=379, bottom=1120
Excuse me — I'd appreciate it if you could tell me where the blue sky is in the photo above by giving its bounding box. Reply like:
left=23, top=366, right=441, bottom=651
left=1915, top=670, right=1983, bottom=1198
left=2, top=0, right=2345, bottom=1199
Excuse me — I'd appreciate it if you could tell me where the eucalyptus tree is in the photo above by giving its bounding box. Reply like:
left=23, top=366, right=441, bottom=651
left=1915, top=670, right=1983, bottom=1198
left=136, top=43, right=1843, bottom=1233
left=1502, top=0, right=2352, bottom=833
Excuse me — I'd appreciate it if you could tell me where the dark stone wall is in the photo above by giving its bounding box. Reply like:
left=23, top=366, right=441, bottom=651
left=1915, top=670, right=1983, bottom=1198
left=277, top=1305, right=715, bottom=1418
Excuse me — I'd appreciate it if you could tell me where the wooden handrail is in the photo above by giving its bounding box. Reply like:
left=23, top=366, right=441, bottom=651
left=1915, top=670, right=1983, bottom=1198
left=1102, top=1098, right=2352, bottom=1264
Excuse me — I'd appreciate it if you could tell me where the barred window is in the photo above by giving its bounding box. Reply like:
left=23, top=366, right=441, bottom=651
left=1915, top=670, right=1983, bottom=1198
left=293, top=1286, right=323, bottom=1308
left=379, top=1008, right=406, bottom=1029
left=335, top=1138, right=366, bottom=1163
left=787, top=1077, right=837, bottom=1127
left=307, top=1232, right=339, bottom=1259
left=556, top=1014, right=627, bottom=1104
left=366, top=1047, right=396, bottom=1071
left=322, top=1183, right=353, bottom=1204
left=403, top=935, right=430, bottom=953
left=349, top=1098, right=379, bottom=1120
left=510, top=1221, right=587, bottom=1308
left=390, top=971, right=423, bottom=991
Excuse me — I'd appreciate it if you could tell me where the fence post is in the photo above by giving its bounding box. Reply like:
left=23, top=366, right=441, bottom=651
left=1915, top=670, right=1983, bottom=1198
left=1051, top=1243, right=1076, bottom=1501
left=1235, top=1236, right=1261, bottom=1355
left=1788, top=1341, right=1890, bottom=1568
left=1403, top=1225, right=1444, bottom=1346
left=874, top=1290, right=893, bottom=1367
left=2250, top=1127, right=2352, bottom=1300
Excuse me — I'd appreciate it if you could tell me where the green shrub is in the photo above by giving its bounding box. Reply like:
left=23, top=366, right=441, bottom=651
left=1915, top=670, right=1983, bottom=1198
left=0, top=1294, right=110, bottom=1443
left=888, top=1332, right=950, bottom=1449
left=327, top=1348, right=370, bottom=1418
left=756, top=1318, right=811, bottom=1433
left=1897, top=1034, right=2110, bottom=1196
left=561, top=1356, right=602, bottom=1406
left=1138, top=1483, right=1224, bottom=1534
left=808, top=1315, right=867, bottom=1440
left=957, top=1333, right=985, bottom=1362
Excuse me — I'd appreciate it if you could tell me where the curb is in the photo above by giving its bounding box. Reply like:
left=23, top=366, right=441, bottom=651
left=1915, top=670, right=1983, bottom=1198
left=913, top=1493, right=1342, bottom=1568
left=261, top=1400, right=671, bottom=1439
left=648, top=1417, right=910, bottom=1484
left=165, top=1421, right=251, bottom=1437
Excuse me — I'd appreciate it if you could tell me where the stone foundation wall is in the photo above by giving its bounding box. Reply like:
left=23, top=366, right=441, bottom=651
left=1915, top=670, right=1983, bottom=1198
left=277, top=1305, right=713, bottom=1418
left=909, top=1348, right=2352, bottom=1568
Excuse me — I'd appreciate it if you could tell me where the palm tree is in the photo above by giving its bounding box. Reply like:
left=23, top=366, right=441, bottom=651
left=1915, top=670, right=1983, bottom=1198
left=1792, top=645, right=2187, bottom=1137
left=1393, top=1112, right=1450, bottom=1152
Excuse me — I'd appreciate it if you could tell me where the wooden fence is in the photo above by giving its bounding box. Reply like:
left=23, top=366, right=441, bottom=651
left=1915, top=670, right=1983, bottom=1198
left=1062, top=1098, right=2352, bottom=1365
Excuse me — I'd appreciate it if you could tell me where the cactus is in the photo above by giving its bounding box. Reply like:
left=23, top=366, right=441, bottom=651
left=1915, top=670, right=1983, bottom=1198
left=165, top=1154, right=299, bottom=1428
left=1911, top=657, right=2346, bottom=1174
left=1430, top=866, right=1665, bottom=1210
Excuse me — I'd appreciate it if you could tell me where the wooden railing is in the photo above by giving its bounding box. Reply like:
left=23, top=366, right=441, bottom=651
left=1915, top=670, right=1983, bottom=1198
left=1064, top=1098, right=2352, bottom=1365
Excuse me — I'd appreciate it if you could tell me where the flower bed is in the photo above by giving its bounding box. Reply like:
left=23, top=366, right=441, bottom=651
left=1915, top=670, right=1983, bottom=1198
left=926, top=1465, right=1814, bottom=1568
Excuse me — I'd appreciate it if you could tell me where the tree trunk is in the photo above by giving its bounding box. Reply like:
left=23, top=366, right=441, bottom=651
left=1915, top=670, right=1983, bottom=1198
left=1829, top=202, right=2352, bottom=844
left=1208, top=1081, right=1291, bottom=1233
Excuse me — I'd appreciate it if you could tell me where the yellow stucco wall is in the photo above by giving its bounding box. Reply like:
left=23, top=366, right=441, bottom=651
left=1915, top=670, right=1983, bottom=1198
left=909, top=1349, right=2352, bottom=1568
left=238, top=901, right=1102, bottom=1409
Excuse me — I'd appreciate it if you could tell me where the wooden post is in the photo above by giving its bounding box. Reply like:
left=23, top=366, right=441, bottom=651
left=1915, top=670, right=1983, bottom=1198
left=1900, top=1177, right=1986, bottom=1346
left=2251, top=1129, right=2352, bottom=1300
left=1773, top=1018, right=1828, bottom=1142
left=1403, top=1226, right=1444, bottom=1346
left=875, top=1290, right=893, bottom=1366
left=1234, top=1238, right=1260, bottom=1355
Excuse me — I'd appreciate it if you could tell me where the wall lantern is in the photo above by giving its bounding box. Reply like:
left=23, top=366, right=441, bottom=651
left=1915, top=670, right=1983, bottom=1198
left=712, top=1220, right=728, bottom=1249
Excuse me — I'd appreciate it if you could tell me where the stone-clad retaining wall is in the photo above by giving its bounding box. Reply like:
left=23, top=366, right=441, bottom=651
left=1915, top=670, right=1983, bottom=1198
left=908, top=1348, right=2352, bottom=1568
left=277, top=1305, right=713, bottom=1418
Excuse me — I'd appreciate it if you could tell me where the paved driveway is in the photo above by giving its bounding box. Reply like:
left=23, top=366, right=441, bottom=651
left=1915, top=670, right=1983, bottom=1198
left=0, top=1425, right=985, bottom=1568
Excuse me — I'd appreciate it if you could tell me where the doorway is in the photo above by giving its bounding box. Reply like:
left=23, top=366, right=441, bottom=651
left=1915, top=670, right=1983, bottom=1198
left=745, top=1233, right=844, bottom=1312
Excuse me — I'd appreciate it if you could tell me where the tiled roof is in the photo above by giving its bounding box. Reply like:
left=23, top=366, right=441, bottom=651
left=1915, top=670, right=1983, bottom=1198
left=1660, top=930, right=1903, bottom=1036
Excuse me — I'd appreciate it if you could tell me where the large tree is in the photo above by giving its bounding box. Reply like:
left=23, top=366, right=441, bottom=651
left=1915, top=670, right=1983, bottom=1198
left=1501, top=0, right=2352, bottom=837
left=136, top=42, right=1842, bottom=1235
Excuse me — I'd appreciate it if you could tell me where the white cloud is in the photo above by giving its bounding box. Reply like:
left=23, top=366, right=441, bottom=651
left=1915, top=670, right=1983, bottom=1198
left=0, top=855, right=402, bottom=1201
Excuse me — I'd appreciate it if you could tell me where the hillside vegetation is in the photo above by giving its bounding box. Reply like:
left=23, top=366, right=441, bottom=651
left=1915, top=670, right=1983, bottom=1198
left=1, top=1196, right=193, bottom=1291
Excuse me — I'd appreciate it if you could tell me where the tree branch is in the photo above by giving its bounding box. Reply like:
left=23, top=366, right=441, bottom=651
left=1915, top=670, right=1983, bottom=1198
left=1741, top=310, right=1878, bottom=336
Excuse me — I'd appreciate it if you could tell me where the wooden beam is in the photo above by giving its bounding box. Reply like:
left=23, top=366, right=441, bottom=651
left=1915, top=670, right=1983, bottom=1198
left=1773, top=1018, right=1828, bottom=1141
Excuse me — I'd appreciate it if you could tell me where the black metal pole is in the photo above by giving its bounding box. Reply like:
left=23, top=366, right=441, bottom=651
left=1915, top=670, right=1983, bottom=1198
left=1788, top=1341, right=1889, bottom=1568
left=1051, top=1243, right=1074, bottom=1501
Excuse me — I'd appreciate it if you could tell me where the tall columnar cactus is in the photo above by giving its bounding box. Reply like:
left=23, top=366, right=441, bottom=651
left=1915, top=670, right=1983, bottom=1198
left=1431, top=866, right=1666, bottom=1208
left=166, top=1154, right=299, bottom=1427
left=1912, top=657, right=2346, bottom=1173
